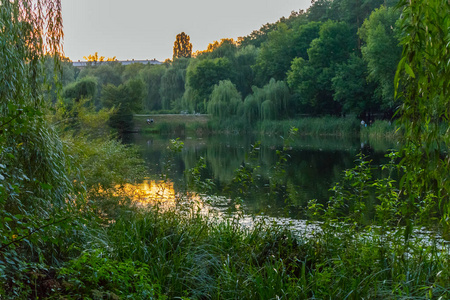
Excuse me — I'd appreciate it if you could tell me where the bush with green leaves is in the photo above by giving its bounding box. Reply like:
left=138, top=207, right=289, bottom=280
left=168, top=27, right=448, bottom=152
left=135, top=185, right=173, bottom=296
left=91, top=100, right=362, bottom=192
left=59, top=250, right=165, bottom=299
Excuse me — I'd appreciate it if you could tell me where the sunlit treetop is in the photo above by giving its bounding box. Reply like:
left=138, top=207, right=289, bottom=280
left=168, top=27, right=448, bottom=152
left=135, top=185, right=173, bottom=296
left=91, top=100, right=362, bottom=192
left=0, top=0, right=63, bottom=111
left=14, top=0, right=63, bottom=56
left=83, top=52, right=117, bottom=62
left=193, top=38, right=237, bottom=59
left=173, top=32, right=193, bottom=60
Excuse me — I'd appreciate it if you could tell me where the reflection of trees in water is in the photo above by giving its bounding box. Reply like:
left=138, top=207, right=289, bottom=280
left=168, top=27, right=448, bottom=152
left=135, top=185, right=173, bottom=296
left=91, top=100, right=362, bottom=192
left=205, top=142, right=246, bottom=182
left=241, top=149, right=359, bottom=217
left=286, top=150, right=355, bottom=204
left=130, top=133, right=389, bottom=217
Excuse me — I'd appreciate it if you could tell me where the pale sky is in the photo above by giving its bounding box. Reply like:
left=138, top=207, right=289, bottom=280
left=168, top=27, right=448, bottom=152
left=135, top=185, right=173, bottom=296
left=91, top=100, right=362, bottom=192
left=61, top=0, right=311, bottom=62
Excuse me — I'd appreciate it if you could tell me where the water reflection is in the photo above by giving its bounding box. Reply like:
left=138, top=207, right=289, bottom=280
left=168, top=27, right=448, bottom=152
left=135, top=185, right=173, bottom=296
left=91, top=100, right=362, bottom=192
left=120, top=180, right=178, bottom=207
left=120, top=180, right=216, bottom=215
left=125, top=133, right=396, bottom=219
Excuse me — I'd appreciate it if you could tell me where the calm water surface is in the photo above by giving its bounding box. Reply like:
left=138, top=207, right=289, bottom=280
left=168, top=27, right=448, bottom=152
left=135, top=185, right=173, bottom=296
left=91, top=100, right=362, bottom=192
left=125, top=133, right=398, bottom=220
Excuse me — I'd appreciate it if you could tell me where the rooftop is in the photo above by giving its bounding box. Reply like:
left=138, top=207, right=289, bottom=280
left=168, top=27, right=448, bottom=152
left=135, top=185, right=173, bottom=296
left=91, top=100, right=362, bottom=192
left=73, top=59, right=163, bottom=68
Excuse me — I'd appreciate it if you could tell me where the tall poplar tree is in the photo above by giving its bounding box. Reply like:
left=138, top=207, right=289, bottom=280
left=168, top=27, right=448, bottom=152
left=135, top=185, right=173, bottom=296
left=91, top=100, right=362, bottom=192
left=173, top=32, right=193, bottom=60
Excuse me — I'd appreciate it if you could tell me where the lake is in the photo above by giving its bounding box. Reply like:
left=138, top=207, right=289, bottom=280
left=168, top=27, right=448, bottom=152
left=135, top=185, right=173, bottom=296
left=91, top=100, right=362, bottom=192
left=125, top=133, right=398, bottom=220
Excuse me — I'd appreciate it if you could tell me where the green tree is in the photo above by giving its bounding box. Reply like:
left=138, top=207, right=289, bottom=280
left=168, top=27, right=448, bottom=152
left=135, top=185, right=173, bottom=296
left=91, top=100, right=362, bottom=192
left=395, top=0, right=450, bottom=232
left=253, top=22, right=321, bottom=85
left=43, top=55, right=77, bottom=104
left=307, top=0, right=333, bottom=22
left=207, top=80, right=242, bottom=119
left=63, top=76, right=97, bottom=103
left=331, top=54, right=378, bottom=115
left=233, top=45, right=258, bottom=98
left=0, top=1, right=84, bottom=293
left=242, top=79, right=290, bottom=122
left=243, top=94, right=260, bottom=125
left=160, top=58, right=190, bottom=111
left=122, top=63, right=146, bottom=81
left=330, top=0, right=386, bottom=48
left=139, top=64, right=166, bottom=111
left=237, top=22, right=277, bottom=48
left=359, top=6, right=401, bottom=113
left=101, top=79, right=145, bottom=132
left=258, top=79, right=290, bottom=120
left=197, top=39, right=238, bottom=60
left=173, top=32, right=193, bottom=60
left=185, top=57, right=235, bottom=112
left=0, top=0, right=68, bottom=209
left=288, top=21, right=354, bottom=114
left=78, top=63, right=124, bottom=108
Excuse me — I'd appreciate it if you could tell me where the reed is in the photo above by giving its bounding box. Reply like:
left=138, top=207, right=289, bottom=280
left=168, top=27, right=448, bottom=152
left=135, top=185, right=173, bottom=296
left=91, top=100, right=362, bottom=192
left=360, top=120, right=401, bottom=139
left=259, top=117, right=360, bottom=136
left=54, top=196, right=449, bottom=299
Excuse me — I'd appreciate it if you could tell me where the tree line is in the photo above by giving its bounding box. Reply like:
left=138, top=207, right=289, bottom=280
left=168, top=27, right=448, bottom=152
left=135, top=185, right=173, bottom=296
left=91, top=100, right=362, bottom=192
left=54, top=0, right=401, bottom=132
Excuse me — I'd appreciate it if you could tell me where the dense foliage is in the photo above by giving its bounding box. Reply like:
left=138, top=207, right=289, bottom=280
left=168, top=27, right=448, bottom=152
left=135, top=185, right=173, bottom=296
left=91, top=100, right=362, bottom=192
left=52, top=0, right=403, bottom=129
left=1, top=0, right=450, bottom=298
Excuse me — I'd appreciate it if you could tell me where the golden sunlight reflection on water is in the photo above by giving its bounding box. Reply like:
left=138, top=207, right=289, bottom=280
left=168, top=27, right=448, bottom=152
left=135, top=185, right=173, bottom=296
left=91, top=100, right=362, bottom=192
left=117, top=180, right=323, bottom=238
left=119, top=180, right=205, bottom=211
left=114, top=182, right=450, bottom=249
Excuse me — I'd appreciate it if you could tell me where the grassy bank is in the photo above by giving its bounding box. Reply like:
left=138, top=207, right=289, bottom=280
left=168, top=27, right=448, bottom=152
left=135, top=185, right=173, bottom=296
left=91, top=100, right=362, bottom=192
left=3, top=130, right=448, bottom=299
left=360, top=120, right=401, bottom=140
left=134, top=114, right=209, bottom=135
left=258, top=117, right=360, bottom=136
left=30, top=196, right=450, bottom=299
left=134, top=114, right=400, bottom=139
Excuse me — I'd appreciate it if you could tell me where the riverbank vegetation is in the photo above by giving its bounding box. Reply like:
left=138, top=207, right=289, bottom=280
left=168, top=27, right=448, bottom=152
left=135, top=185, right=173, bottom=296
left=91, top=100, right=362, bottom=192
left=1, top=0, right=450, bottom=299
left=136, top=114, right=399, bottom=138
left=55, top=0, right=403, bottom=134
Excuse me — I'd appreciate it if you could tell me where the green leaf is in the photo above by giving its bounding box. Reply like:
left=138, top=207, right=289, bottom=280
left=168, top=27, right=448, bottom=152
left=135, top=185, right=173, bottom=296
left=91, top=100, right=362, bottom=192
left=404, top=63, right=415, bottom=78
left=40, top=183, right=53, bottom=190
left=394, top=56, right=406, bottom=98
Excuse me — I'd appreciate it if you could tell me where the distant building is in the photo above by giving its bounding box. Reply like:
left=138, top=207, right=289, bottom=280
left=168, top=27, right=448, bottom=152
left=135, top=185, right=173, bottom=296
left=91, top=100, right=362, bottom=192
left=72, top=59, right=162, bottom=68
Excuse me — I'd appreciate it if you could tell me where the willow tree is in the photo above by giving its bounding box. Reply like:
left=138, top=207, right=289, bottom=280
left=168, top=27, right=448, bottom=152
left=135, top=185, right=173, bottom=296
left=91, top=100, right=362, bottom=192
left=243, top=94, right=260, bottom=125
left=0, top=0, right=76, bottom=289
left=207, top=80, right=242, bottom=119
left=160, top=57, right=189, bottom=110
left=245, top=79, right=290, bottom=122
left=395, top=0, right=450, bottom=234
left=173, top=32, right=193, bottom=60
left=1, top=0, right=68, bottom=202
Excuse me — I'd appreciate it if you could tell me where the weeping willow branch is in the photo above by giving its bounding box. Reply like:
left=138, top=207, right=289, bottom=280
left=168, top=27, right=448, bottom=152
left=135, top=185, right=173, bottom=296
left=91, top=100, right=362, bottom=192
left=0, top=215, right=73, bottom=251
left=0, top=111, right=23, bottom=130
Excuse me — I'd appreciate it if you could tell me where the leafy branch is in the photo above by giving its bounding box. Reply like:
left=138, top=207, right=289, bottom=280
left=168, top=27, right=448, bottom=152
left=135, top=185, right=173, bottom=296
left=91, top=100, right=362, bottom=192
left=0, top=215, right=73, bottom=251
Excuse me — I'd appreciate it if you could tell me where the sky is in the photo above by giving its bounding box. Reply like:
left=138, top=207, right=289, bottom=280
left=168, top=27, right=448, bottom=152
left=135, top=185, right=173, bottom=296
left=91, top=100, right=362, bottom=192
left=61, top=0, right=312, bottom=62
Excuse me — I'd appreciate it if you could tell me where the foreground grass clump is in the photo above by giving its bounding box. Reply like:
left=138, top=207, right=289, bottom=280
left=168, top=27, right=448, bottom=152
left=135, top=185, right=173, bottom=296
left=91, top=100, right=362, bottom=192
left=100, top=205, right=308, bottom=299
left=59, top=250, right=164, bottom=299
left=48, top=198, right=449, bottom=299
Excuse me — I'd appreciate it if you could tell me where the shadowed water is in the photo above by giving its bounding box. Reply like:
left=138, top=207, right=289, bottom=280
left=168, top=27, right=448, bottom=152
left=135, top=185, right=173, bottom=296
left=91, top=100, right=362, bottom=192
left=125, top=133, right=397, bottom=220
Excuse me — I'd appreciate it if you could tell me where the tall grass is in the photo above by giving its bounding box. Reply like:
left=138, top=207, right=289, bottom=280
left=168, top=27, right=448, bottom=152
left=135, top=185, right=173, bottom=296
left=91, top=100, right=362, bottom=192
left=11, top=134, right=448, bottom=299
left=206, top=116, right=361, bottom=136
left=360, top=120, right=401, bottom=139
left=54, top=197, right=450, bottom=299
left=136, top=115, right=402, bottom=138
left=142, top=122, right=188, bottom=134
left=259, top=117, right=360, bottom=136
